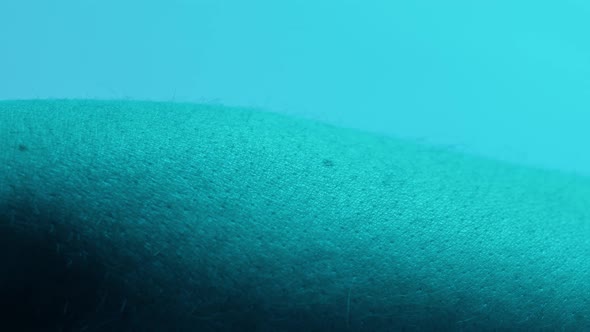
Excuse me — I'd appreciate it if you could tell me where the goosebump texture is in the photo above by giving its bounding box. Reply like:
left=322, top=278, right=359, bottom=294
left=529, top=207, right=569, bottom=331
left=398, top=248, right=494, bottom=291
left=0, top=99, right=589, bottom=331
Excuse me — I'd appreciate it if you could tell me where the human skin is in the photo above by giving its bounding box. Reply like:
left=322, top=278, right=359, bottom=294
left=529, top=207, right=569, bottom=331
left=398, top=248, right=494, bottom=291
left=0, top=99, right=589, bottom=331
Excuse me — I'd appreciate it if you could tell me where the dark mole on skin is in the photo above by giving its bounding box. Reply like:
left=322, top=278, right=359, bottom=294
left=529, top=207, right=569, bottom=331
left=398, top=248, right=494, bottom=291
left=18, top=144, right=28, bottom=152
left=322, top=159, right=334, bottom=167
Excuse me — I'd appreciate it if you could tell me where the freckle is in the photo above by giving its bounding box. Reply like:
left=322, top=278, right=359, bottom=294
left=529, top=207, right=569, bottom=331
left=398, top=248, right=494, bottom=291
left=18, top=144, right=28, bottom=152
left=322, top=159, right=334, bottom=167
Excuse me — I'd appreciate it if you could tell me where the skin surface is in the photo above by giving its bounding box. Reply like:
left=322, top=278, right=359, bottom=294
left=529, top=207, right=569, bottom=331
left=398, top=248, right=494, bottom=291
left=1, top=99, right=589, bottom=331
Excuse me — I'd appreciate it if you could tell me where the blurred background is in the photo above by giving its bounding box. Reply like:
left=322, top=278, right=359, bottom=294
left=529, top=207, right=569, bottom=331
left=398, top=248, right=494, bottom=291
left=1, top=0, right=589, bottom=175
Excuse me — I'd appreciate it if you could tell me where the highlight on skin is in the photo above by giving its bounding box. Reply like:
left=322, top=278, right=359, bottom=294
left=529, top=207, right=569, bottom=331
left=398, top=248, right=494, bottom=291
left=0, top=99, right=589, bottom=331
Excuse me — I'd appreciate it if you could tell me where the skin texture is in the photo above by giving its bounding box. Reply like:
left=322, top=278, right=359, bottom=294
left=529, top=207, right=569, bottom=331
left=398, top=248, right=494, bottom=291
left=1, top=99, right=589, bottom=331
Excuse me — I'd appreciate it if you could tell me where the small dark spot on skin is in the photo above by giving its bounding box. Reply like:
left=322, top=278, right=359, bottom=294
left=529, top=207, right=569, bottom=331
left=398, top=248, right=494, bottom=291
left=18, top=144, right=28, bottom=152
left=322, top=159, right=334, bottom=167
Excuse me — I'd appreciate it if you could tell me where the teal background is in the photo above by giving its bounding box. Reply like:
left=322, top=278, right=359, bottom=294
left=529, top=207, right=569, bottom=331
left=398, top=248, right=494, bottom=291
left=1, top=0, right=589, bottom=175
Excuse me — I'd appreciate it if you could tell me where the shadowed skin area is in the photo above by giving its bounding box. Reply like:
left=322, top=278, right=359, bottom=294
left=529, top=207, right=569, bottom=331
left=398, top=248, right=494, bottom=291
left=0, top=99, right=589, bottom=331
